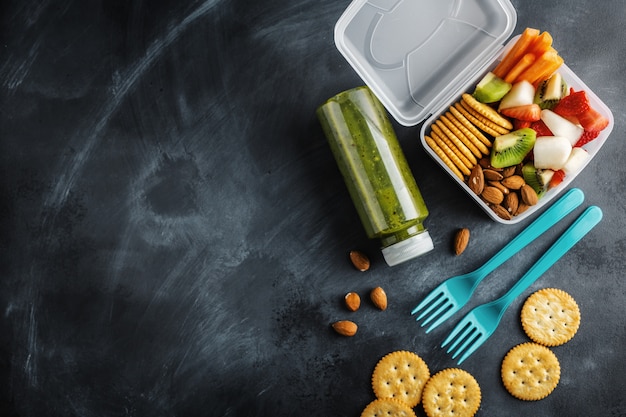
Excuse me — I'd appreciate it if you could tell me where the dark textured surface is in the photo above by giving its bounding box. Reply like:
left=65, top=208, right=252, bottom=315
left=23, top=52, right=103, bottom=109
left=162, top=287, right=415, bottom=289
left=1, top=0, right=625, bottom=416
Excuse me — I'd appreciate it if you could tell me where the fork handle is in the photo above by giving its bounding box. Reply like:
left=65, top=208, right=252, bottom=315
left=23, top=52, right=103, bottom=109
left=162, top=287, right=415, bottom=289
left=496, top=205, right=603, bottom=310
left=475, top=188, right=584, bottom=277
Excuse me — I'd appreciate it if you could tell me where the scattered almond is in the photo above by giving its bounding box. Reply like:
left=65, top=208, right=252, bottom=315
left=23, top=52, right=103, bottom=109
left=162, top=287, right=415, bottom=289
left=344, top=292, right=361, bottom=312
left=520, top=184, right=539, bottom=206
left=332, top=320, right=358, bottom=336
left=453, top=228, right=470, bottom=255
left=370, top=287, right=388, bottom=311
left=349, top=250, right=370, bottom=272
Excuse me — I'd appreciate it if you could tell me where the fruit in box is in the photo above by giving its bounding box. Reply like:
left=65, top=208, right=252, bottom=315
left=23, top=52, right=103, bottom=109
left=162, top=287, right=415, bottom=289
left=421, top=27, right=612, bottom=222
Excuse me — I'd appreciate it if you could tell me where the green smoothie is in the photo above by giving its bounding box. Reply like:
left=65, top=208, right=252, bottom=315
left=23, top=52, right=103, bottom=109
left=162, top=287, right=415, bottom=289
left=317, top=86, right=433, bottom=265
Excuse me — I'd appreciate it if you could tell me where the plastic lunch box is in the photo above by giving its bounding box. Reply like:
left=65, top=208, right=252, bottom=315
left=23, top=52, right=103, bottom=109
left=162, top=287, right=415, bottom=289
left=333, top=0, right=614, bottom=224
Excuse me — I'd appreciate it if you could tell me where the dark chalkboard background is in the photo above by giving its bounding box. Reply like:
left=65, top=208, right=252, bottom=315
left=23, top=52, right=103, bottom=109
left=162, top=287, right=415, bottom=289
left=2, top=0, right=625, bottom=416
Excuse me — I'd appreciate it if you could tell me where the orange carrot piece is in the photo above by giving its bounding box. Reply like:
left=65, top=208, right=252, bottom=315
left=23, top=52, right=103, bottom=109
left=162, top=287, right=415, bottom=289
left=529, top=31, right=553, bottom=57
left=504, top=52, right=536, bottom=83
left=515, top=48, right=563, bottom=84
left=493, top=27, right=541, bottom=78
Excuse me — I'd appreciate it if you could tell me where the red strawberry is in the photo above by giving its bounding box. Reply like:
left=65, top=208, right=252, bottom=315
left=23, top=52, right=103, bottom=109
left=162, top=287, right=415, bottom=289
left=553, top=90, right=590, bottom=117
left=513, top=119, right=532, bottom=130
left=529, top=119, right=553, bottom=137
left=549, top=169, right=566, bottom=189
left=574, top=130, right=601, bottom=147
left=500, top=104, right=542, bottom=121
left=576, top=106, right=609, bottom=132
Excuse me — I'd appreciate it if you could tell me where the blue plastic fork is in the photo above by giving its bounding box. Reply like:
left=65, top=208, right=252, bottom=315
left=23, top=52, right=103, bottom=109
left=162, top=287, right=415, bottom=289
left=411, top=188, right=585, bottom=333
left=442, top=205, right=603, bottom=364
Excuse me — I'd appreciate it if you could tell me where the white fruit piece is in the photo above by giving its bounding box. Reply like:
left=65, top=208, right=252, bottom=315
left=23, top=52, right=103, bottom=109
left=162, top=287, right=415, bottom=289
left=540, top=109, right=584, bottom=145
left=499, top=80, right=535, bottom=111
left=533, top=136, right=572, bottom=170
left=562, top=147, right=589, bottom=175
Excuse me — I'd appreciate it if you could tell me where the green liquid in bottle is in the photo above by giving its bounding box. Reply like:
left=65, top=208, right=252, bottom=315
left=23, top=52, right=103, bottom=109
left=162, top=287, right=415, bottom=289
left=317, top=86, right=433, bottom=266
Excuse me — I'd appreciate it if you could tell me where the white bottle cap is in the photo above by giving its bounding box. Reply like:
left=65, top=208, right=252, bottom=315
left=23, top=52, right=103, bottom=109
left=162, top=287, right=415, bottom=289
left=381, top=231, right=434, bottom=266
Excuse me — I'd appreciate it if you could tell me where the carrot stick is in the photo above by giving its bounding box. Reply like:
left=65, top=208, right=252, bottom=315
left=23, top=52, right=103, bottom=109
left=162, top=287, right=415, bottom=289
left=529, top=31, right=553, bottom=57
left=515, top=48, right=563, bottom=84
left=493, top=27, right=541, bottom=78
left=504, top=52, right=536, bottom=83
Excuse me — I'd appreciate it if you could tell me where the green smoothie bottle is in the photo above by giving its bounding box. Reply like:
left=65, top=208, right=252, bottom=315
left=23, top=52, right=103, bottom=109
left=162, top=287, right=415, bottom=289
left=317, top=86, right=434, bottom=266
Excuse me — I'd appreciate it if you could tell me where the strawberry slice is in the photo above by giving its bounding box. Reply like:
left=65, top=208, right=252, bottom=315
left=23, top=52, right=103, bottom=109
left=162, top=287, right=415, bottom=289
left=576, top=106, right=609, bottom=132
left=574, top=130, right=601, bottom=147
left=513, top=119, right=532, bottom=130
left=529, top=119, right=553, bottom=137
left=553, top=89, right=590, bottom=117
left=549, top=169, right=566, bottom=189
left=500, top=103, right=542, bottom=121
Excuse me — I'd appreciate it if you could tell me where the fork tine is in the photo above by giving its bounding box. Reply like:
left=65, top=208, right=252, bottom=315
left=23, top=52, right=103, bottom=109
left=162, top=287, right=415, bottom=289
left=450, top=330, right=481, bottom=360
left=410, top=290, right=444, bottom=316
left=415, top=295, right=448, bottom=322
left=456, top=334, right=487, bottom=365
left=420, top=299, right=453, bottom=327
left=441, top=320, right=473, bottom=351
left=423, top=307, right=456, bottom=333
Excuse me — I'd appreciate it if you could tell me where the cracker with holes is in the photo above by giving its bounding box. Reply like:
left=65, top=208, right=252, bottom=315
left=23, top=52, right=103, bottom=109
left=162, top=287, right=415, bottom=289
left=501, top=342, right=561, bottom=401
left=421, top=368, right=481, bottom=417
left=521, top=288, right=581, bottom=346
left=371, top=350, right=430, bottom=408
left=360, top=398, right=417, bottom=417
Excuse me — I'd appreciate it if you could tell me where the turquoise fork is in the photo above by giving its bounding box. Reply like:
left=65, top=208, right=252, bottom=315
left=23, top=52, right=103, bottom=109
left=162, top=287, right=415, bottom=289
left=442, top=205, right=603, bottom=364
left=411, top=188, right=584, bottom=333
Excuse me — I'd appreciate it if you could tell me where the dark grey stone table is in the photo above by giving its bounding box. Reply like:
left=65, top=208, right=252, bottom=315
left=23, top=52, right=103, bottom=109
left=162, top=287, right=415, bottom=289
left=2, top=0, right=624, bottom=416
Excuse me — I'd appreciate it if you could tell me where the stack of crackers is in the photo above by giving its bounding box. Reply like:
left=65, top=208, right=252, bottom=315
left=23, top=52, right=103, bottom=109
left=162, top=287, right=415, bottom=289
left=424, top=93, right=512, bottom=181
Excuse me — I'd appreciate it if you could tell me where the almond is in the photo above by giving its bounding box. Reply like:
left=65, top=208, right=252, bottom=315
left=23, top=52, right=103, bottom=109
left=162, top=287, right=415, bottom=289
left=483, top=169, right=504, bottom=181
left=332, top=320, right=357, bottom=336
left=515, top=202, right=531, bottom=216
left=503, top=192, right=519, bottom=215
left=489, top=180, right=510, bottom=195
left=481, top=186, right=504, bottom=205
left=344, top=292, right=361, bottom=312
left=520, top=184, right=539, bottom=206
left=349, top=250, right=370, bottom=272
left=501, top=175, right=525, bottom=190
left=502, top=166, right=517, bottom=177
left=370, top=287, right=388, bottom=311
left=453, top=228, right=470, bottom=255
left=491, top=204, right=512, bottom=221
left=467, top=164, right=484, bottom=195
left=479, top=158, right=492, bottom=169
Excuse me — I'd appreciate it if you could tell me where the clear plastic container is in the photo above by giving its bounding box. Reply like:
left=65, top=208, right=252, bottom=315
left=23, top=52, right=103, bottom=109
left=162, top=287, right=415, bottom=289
left=333, top=0, right=613, bottom=224
left=317, top=86, right=434, bottom=266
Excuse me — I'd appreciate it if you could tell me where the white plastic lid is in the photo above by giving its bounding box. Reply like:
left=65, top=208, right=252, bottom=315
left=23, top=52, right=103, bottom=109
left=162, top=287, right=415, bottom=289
left=334, top=0, right=517, bottom=126
left=381, top=231, right=434, bottom=266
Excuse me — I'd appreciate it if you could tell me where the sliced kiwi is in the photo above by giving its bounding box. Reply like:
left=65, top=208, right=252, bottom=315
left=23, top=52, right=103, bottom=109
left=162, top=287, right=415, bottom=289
left=534, top=73, right=568, bottom=109
left=522, top=162, right=554, bottom=197
left=490, top=128, right=536, bottom=169
left=472, top=72, right=512, bottom=103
